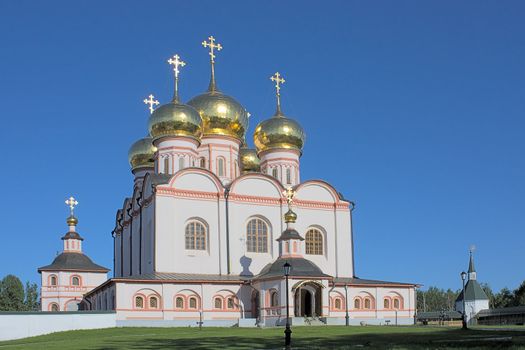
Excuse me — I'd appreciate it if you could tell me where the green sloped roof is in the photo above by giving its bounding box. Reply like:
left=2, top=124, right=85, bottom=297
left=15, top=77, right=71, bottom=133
left=455, top=279, right=489, bottom=302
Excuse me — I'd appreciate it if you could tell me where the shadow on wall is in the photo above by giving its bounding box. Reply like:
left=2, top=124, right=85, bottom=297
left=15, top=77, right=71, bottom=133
left=240, top=255, right=253, bottom=276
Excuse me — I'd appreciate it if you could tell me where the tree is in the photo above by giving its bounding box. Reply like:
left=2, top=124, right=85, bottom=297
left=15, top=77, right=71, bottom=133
left=512, top=281, right=525, bottom=306
left=480, top=283, right=495, bottom=308
left=0, top=275, right=25, bottom=311
left=24, top=282, right=39, bottom=311
left=493, top=288, right=514, bottom=308
left=417, top=287, right=459, bottom=312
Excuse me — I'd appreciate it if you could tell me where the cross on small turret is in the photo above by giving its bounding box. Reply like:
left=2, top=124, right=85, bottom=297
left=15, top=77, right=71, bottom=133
left=143, top=94, right=159, bottom=114
left=283, top=187, right=295, bottom=205
left=65, top=196, right=78, bottom=216
left=202, top=36, right=222, bottom=63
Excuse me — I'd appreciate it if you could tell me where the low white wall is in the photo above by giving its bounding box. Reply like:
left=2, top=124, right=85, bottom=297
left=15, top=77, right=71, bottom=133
left=0, top=311, right=116, bottom=341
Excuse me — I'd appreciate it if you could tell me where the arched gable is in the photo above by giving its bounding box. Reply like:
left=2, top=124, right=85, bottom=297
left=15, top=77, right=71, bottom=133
left=141, top=172, right=155, bottom=199
left=122, top=198, right=132, bottom=222
left=167, top=168, right=224, bottom=194
left=294, top=180, right=341, bottom=203
left=229, top=173, right=285, bottom=199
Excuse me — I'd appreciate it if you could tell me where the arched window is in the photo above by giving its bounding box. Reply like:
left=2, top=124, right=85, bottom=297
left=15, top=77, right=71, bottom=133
left=305, top=228, right=323, bottom=255
left=270, top=291, right=278, bottom=307
left=272, top=168, right=278, bottom=178
left=364, top=298, right=371, bottom=309
left=71, top=276, right=80, bottom=286
left=50, top=303, right=59, bottom=312
left=246, top=218, right=268, bottom=253
left=217, top=157, right=225, bottom=177
left=50, top=275, right=57, bottom=286
left=335, top=298, right=342, bottom=310
left=175, top=296, right=184, bottom=309
left=384, top=298, right=390, bottom=309
left=354, top=298, right=361, bottom=309
left=189, top=297, right=197, bottom=309
left=286, top=168, right=291, bottom=184
left=214, top=297, right=223, bottom=309
left=200, top=157, right=206, bottom=168
left=178, top=157, right=185, bottom=170
left=164, top=157, right=170, bottom=174
left=135, top=296, right=144, bottom=309
left=149, top=296, right=159, bottom=309
left=393, top=298, right=400, bottom=309
left=227, top=297, right=235, bottom=309
left=185, top=220, right=207, bottom=250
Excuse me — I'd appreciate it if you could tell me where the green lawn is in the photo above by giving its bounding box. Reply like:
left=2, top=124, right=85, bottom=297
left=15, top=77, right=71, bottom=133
left=1, top=326, right=525, bottom=349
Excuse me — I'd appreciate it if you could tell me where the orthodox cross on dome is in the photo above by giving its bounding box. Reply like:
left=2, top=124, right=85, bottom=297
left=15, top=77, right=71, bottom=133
left=65, top=196, right=78, bottom=216
left=202, top=35, right=222, bottom=91
left=167, top=54, right=186, bottom=102
left=143, top=94, right=159, bottom=114
left=469, top=244, right=476, bottom=254
left=283, top=187, right=295, bottom=206
left=270, top=72, right=285, bottom=115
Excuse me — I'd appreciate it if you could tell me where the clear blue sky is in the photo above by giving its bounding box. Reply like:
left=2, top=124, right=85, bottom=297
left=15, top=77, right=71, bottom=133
left=0, top=1, right=523, bottom=292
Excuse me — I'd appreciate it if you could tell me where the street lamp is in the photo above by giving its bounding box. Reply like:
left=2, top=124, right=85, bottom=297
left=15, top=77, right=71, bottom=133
left=460, top=271, right=468, bottom=330
left=283, top=262, right=292, bottom=349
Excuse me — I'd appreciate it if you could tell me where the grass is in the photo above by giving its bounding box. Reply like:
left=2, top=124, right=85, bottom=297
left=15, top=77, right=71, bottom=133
left=1, top=325, right=525, bottom=349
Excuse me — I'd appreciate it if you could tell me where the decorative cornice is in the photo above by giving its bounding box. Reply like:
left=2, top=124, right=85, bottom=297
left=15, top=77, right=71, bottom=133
left=156, top=187, right=224, bottom=200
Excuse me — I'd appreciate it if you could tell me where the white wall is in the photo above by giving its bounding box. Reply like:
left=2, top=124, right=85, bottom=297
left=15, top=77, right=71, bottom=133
left=0, top=312, right=116, bottom=341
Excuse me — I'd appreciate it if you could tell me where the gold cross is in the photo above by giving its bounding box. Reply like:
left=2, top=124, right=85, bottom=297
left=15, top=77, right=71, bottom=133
left=167, top=54, right=186, bottom=79
left=270, top=72, right=285, bottom=96
left=283, top=187, right=295, bottom=205
left=65, top=196, right=78, bottom=216
left=202, top=36, right=222, bottom=63
left=270, top=72, right=285, bottom=113
left=143, top=94, right=159, bottom=114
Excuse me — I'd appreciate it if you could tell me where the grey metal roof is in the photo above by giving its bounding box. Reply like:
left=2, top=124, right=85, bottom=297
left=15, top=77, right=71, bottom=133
left=477, top=306, right=525, bottom=317
left=417, top=311, right=463, bottom=320
left=61, top=231, right=83, bottom=241
left=113, top=272, right=246, bottom=282
left=276, top=229, right=304, bottom=241
left=255, top=257, right=331, bottom=280
left=333, top=277, right=418, bottom=287
left=38, top=252, right=109, bottom=273
left=150, top=173, right=173, bottom=186
left=455, top=279, right=489, bottom=302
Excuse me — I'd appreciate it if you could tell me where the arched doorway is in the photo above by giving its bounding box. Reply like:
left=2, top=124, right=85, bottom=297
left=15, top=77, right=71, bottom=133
left=294, top=282, right=322, bottom=317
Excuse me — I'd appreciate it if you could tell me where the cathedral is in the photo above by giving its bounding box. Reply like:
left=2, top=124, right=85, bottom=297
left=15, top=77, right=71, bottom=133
left=40, top=36, right=418, bottom=327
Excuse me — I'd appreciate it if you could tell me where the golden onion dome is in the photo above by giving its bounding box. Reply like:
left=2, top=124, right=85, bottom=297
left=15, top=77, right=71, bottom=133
left=239, top=147, right=260, bottom=173
left=187, top=90, right=248, bottom=141
left=128, top=136, right=157, bottom=171
left=253, top=111, right=305, bottom=154
left=284, top=208, right=297, bottom=223
left=66, top=215, right=78, bottom=226
left=148, top=102, right=202, bottom=141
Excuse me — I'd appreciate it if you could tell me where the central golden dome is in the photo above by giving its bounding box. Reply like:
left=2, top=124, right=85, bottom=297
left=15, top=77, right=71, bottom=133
left=148, top=102, right=202, bottom=142
left=253, top=112, right=305, bottom=154
left=188, top=90, right=248, bottom=140
left=128, top=136, right=157, bottom=171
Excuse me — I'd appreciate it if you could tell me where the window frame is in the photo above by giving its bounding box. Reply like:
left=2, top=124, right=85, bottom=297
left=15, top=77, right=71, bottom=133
left=185, top=220, right=207, bottom=251
left=305, top=228, right=324, bottom=255
left=246, top=217, right=269, bottom=253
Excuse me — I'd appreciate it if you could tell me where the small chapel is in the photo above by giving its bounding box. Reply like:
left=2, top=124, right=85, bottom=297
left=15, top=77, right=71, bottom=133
left=40, top=36, right=418, bottom=326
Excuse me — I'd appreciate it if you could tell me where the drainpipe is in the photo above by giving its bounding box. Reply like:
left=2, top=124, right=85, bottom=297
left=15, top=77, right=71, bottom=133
left=136, top=195, right=143, bottom=275
left=111, top=230, right=116, bottom=278
left=127, top=206, right=133, bottom=276
left=224, top=188, right=231, bottom=275
left=349, top=201, right=356, bottom=277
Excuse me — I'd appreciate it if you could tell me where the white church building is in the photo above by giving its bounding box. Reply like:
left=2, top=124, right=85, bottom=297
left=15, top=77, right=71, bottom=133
left=40, top=37, right=418, bottom=327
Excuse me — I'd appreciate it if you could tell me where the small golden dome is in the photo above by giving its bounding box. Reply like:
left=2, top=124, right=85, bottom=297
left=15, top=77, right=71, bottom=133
left=284, top=208, right=297, bottom=223
left=128, top=136, right=157, bottom=170
left=188, top=91, right=248, bottom=140
left=148, top=102, right=202, bottom=141
left=239, top=147, right=260, bottom=173
left=66, top=215, right=78, bottom=226
left=253, top=112, right=305, bottom=155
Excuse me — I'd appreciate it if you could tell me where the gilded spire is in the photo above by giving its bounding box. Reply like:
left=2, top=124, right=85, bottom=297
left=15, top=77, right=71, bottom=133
left=167, top=54, right=186, bottom=102
left=202, top=36, right=222, bottom=92
left=143, top=94, right=160, bottom=114
left=270, top=72, right=285, bottom=116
